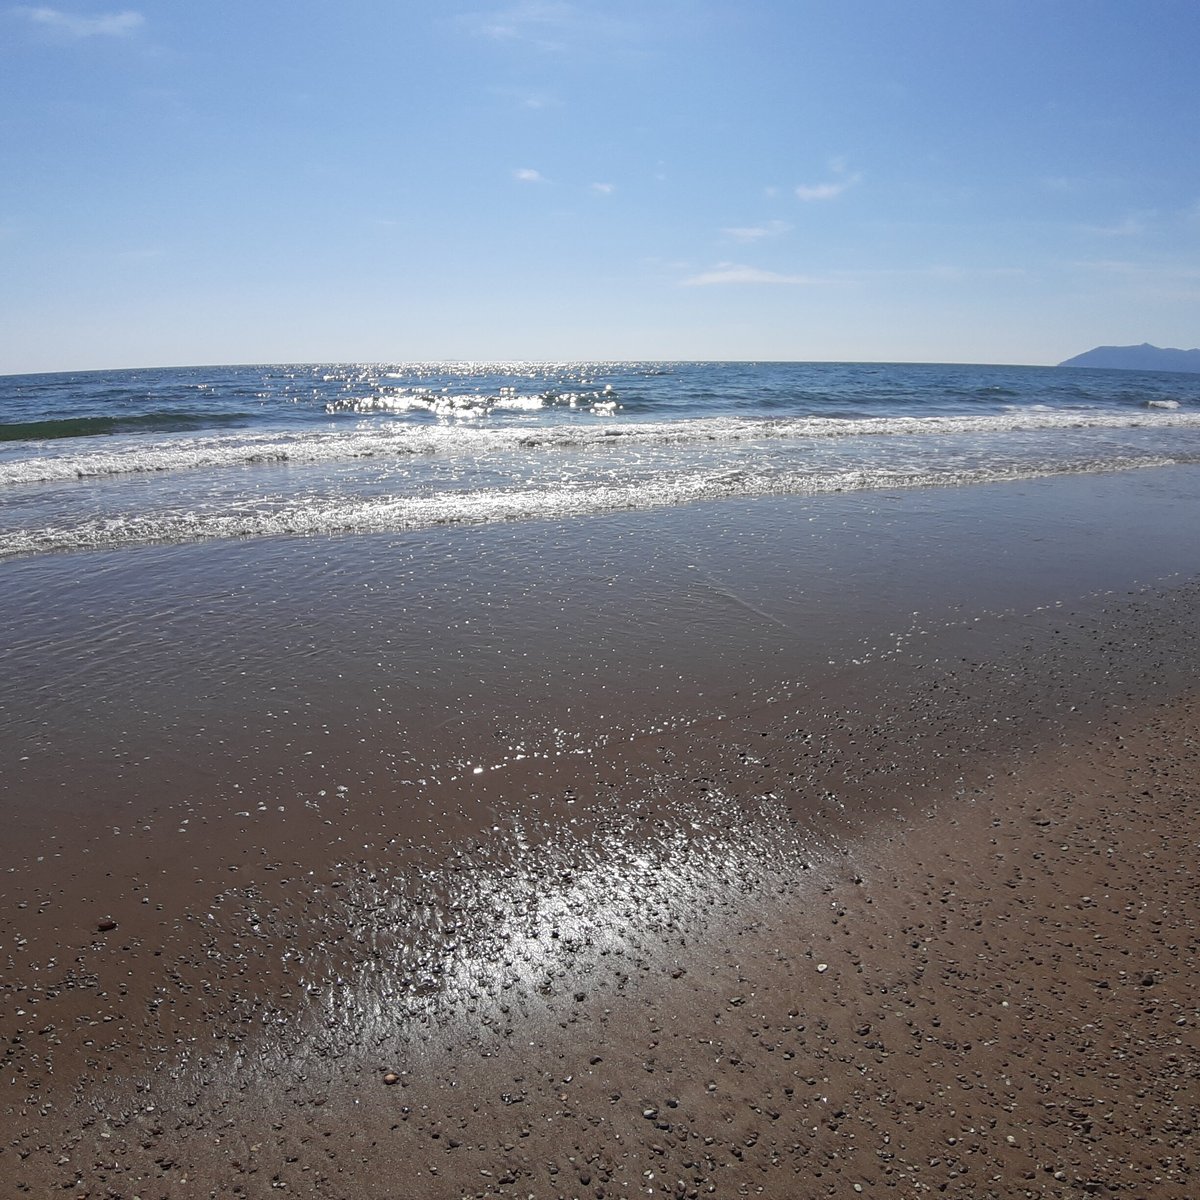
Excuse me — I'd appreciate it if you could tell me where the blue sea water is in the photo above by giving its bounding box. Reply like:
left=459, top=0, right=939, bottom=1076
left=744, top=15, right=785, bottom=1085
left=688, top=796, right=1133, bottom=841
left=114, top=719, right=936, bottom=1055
left=1, top=360, right=1199, bottom=559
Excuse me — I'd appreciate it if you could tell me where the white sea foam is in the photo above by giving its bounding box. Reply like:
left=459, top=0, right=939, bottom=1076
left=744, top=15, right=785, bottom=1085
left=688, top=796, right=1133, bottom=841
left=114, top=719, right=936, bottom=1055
left=0, top=454, right=1182, bottom=560
left=4, top=408, right=1200, bottom=488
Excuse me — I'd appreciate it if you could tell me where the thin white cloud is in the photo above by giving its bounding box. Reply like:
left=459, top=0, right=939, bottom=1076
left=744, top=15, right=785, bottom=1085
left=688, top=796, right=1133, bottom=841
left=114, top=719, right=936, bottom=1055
left=513, top=167, right=547, bottom=183
left=516, top=91, right=556, bottom=110
left=461, top=1, right=583, bottom=51
left=795, top=182, right=845, bottom=201
left=795, top=160, right=862, bottom=202
left=469, top=1, right=571, bottom=39
left=14, top=6, right=144, bottom=36
left=795, top=175, right=861, bottom=202
left=682, top=264, right=816, bottom=287
left=591, top=182, right=615, bottom=195
left=722, top=220, right=791, bottom=243
left=460, top=2, right=635, bottom=52
left=682, top=261, right=1020, bottom=289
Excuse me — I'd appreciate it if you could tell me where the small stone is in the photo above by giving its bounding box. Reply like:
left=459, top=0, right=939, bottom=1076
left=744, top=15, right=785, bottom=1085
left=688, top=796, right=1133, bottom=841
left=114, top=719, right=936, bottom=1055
left=643, top=1107, right=658, bottom=1119
left=382, top=1072, right=399, bottom=1085
left=97, top=918, right=118, bottom=932
left=816, top=963, right=828, bottom=973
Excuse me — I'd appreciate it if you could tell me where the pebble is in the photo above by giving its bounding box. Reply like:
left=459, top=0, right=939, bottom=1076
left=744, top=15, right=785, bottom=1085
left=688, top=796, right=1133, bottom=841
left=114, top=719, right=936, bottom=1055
left=97, top=918, right=118, bottom=932
left=382, top=1072, right=399, bottom=1086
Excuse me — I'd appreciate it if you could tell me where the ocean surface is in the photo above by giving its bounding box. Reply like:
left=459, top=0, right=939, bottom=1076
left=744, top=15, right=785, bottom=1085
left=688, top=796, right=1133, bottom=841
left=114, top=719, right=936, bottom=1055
left=2, top=360, right=1199, bottom=560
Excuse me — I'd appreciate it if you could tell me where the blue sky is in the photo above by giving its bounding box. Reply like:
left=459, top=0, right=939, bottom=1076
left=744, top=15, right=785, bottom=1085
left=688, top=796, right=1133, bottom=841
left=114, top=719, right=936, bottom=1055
left=2, top=1, right=1198, bottom=372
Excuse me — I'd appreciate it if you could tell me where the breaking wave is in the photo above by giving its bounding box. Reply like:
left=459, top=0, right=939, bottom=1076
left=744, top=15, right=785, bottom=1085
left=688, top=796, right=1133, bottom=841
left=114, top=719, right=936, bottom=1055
left=4, top=408, right=1199, bottom=488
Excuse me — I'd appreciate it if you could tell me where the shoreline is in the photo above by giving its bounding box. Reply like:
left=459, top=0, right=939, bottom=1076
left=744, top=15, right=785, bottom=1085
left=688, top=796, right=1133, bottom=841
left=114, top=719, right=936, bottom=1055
left=2, top=472, right=1198, bottom=1196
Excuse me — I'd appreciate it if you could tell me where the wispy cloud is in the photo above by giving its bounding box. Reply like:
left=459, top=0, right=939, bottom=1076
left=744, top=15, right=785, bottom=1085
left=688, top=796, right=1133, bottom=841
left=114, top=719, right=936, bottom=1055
left=795, top=175, right=861, bottom=202
left=722, top=220, right=791, bottom=243
left=512, top=167, right=547, bottom=183
left=14, top=6, right=144, bottom=37
left=682, top=261, right=1024, bottom=289
left=461, top=1, right=581, bottom=51
left=460, top=1, right=635, bottom=53
left=795, top=182, right=847, bottom=201
left=591, top=182, right=615, bottom=195
left=795, top=160, right=862, bottom=202
left=682, top=264, right=816, bottom=287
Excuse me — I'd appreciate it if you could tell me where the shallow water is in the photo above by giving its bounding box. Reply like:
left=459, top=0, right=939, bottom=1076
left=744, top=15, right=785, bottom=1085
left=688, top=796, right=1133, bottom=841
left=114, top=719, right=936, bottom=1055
left=3, top=360, right=1200, bottom=557
left=3, top=467, right=1197, bottom=848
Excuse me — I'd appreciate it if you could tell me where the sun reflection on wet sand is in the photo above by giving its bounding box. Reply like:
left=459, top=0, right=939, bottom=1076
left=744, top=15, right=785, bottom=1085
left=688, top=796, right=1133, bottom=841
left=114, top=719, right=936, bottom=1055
left=152, top=790, right=838, bottom=1108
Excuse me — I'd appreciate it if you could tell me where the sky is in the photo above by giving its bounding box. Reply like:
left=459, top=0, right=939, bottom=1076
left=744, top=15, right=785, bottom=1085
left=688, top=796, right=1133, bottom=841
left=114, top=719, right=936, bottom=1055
left=2, top=0, right=1198, bottom=372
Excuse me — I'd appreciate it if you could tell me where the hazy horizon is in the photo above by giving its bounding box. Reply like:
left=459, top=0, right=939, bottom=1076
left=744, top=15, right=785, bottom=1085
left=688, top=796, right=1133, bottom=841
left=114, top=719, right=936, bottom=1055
left=7, top=349, right=1182, bottom=379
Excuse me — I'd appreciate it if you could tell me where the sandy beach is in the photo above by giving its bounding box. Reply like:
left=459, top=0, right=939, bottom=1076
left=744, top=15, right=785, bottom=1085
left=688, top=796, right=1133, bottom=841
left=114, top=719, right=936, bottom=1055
left=2, top=471, right=1198, bottom=1198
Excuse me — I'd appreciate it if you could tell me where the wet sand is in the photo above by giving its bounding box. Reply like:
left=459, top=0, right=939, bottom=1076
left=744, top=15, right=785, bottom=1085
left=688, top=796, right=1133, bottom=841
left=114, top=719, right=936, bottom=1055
left=2, top=471, right=1199, bottom=1197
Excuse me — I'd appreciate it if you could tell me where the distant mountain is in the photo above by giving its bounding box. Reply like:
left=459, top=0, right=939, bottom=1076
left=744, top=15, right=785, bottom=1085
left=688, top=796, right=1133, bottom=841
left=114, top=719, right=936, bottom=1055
left=1059, top=343, right=1200, bottom=372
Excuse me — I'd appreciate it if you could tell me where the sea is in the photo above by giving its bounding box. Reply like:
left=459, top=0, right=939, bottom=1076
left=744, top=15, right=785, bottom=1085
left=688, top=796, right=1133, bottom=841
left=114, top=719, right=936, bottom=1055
left=2, top=359, right=1200, bottom=560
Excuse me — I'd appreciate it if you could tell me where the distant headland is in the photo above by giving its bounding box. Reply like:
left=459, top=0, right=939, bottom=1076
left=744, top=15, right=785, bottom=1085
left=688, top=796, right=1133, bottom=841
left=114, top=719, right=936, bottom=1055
left=1059, top=343, right=1200, bottom=372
